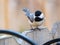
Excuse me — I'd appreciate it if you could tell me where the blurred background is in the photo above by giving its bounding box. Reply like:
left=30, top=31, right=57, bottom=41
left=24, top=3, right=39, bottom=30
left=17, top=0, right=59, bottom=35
left=0, top=0, right=60, bottom=32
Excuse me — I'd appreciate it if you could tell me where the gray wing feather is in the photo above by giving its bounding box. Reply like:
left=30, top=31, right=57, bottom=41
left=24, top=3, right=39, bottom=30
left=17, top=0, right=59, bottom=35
left=23, top=8, right=34, bottom=22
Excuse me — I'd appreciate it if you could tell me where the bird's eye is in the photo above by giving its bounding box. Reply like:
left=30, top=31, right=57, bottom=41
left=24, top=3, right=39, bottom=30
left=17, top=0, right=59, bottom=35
left=35, top=11, right=42, bottom=16
left=35, top=16, right=44, bottom=22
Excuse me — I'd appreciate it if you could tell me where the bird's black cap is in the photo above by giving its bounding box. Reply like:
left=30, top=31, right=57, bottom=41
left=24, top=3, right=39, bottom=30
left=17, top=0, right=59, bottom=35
left=35, top=10, right=42, bottom=16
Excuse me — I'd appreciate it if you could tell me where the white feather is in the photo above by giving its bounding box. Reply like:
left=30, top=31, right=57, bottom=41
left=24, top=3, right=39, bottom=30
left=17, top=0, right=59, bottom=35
left=39, top=13, right=44, bottom=18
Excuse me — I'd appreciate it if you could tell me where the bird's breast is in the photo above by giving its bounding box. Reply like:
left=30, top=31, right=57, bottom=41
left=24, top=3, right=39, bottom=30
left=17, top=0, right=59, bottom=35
left=31, top=21, right=44, bottom=27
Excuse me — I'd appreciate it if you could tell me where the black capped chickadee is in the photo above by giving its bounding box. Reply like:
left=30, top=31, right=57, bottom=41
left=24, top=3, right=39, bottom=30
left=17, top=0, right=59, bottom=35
left=23, top=8, right=45, bottom=30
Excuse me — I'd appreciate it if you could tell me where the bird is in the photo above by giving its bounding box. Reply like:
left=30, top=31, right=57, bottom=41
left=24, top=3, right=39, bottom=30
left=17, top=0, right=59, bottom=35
left=23, top=8, right=45, bottom=30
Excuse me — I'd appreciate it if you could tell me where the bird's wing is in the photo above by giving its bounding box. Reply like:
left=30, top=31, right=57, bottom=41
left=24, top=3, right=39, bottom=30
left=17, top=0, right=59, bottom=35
left=22, top=8, right=30, bottom=17
left=23, top=8, right=34, bottom=22
left=28, top=13, right=34, bottom=22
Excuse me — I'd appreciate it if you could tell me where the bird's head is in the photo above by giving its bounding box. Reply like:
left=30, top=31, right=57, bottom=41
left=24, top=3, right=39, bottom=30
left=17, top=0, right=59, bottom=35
left=34, top=10, right=44, bottom=22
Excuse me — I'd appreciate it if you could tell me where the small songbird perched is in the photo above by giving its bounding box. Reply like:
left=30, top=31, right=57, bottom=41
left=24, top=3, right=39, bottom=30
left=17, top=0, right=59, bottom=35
left=23, top=8, right=45, bottom=30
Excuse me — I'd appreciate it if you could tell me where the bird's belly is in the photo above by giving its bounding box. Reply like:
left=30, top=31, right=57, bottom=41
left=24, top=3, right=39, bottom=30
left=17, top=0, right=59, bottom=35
left=31, top=21, right=43, bottom=27
left=32, top=22, right=40, bottom=26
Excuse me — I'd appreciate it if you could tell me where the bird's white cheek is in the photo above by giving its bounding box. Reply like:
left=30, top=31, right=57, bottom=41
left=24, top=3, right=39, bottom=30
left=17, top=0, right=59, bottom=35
left=39, top=13, right=44, bottom=18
